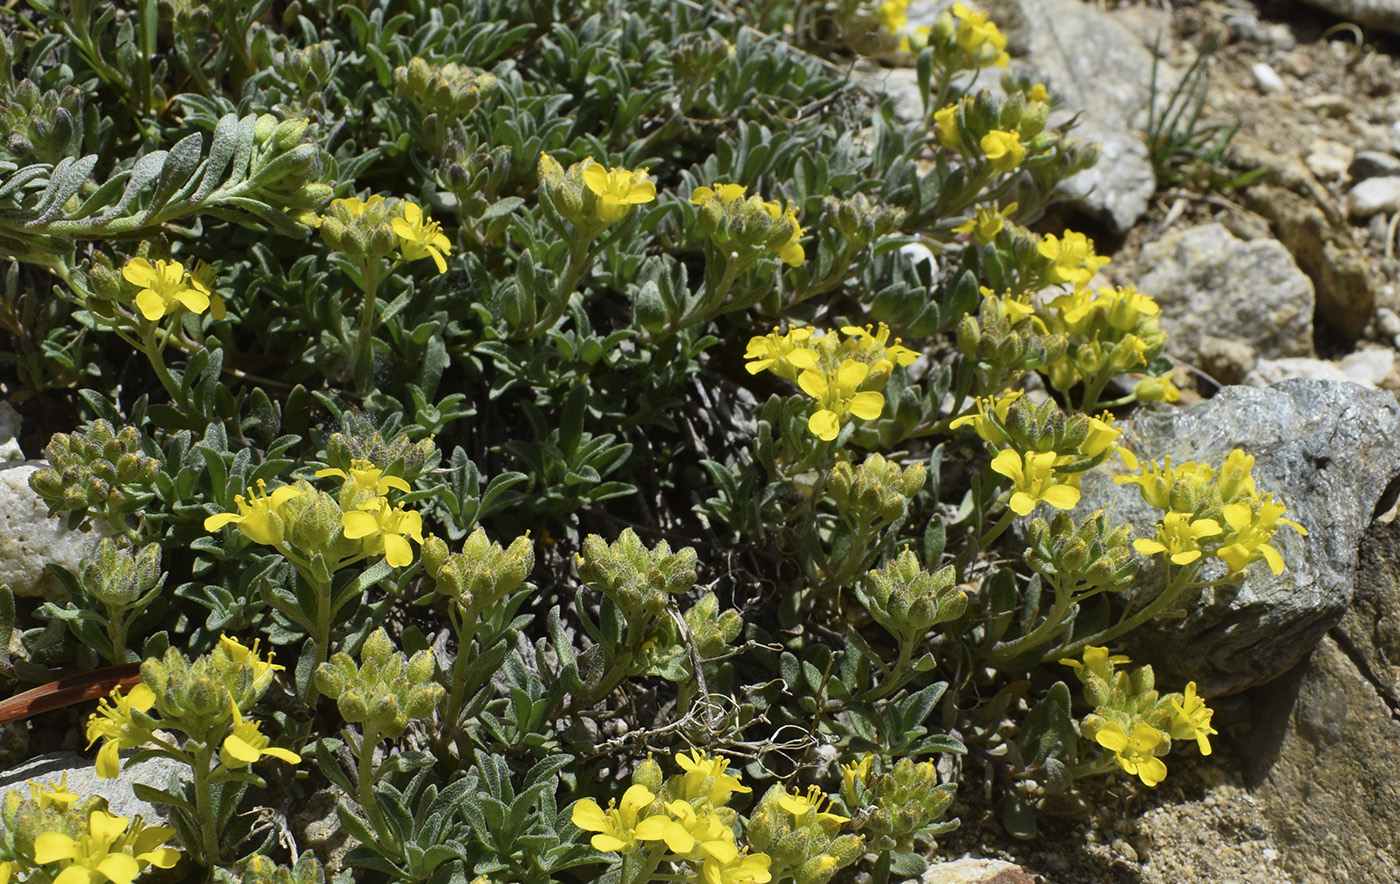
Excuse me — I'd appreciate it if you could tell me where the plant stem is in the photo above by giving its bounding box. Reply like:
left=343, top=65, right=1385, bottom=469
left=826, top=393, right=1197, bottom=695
left=190, top=744, right=222, bottom=865
left=356, top=723, right=401, bottom=857
left=1044, top=562, right=1199, bottom=662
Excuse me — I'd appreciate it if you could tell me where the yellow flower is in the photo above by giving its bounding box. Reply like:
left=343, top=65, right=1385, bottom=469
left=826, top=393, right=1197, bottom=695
left=332, top=194, right=386, bottom=217
left=934, top=104, right=961, bottom=151
left=1134, top=371, right=1181, bottom=403
left=391, top=201, right=452, bottom=274
left=28, top=774, right=80, bottom=811
left=634, top=800, right=739, bottom=862
left=1113, top=455, right=1214, bottom=511
left=952, top=2, right=1009, bottom=66
left=1216, top=495, right=1306, bottom=576
left=674, top=749, right=751, bottom=807
left=989, top=449, right=1080, bottom=515
left=1028, top=82, right=1050, bottom=103
left=775, top=785, right=849, bottom=831
left=979, top=130, right=1025, bottom=172
left=949, top=389, right=1023, bottom=444
left=760, top=199, right=805, bottom=266
left=86, top=684, right=156, bottom=780
left=121, top=257, right=211, bottom=321
left=744, top=327, right=819, bottom=380
left=1037, top=230, right=1110, bottom=287
left=583, top=162, right=657, bottom=224
left=33, top=810, right=179, bottom=884
left=1060, top=646, right=1130, bottom=683
left=954, top=203, right=1018, bottom=245
left=316, top=459, right=411, bottom=504
left=571, top=784, right=656, bottom=854
left=797, top=360, right=886, bottom=442
left=217, top=635, right=284, bottom=696
left=1078, top=413, right=1122, bottom=459
left=204, top=479, right=305, bottom=547
left=840, top=323, right=920, bottom=374
left=690, top=183, right=747, bottom=205
left=1095, top=722, right=1168, bottom=787
left=220, top=703, right=302, bottom=769
left=341, top=497, right=425, bottom=568
left=1133, top=511, right=1223, bottom=565
left=1170, top=681, right=1217, bottom=756
left=876, top=0, right=911, bottom=33
left=840, top=754, right=872, bottom=799
left=701, top=852, right=772, bottom=884
left=186, top=259, right=226, bottom=321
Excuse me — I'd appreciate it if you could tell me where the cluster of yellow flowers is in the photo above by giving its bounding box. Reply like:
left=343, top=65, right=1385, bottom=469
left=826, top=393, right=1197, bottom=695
left=86, top=636, right=298, bottom=781
left=1064, top=647, right=1217, bottom=787
left=0, top=775, right=180, bottom=884
left=745, top=324, right=918, bottom=441
left=120, top=257, right=223, bottom=321
left=1116, top=448, right=1307, bottom=575
left=880, top=1, right=1009, bottom=64
left=322, top=194, right=453, bottom=275
left=204, top=460, right=424, bottom=569
left=690, top=182, right=806, bottom=268
left=951, top=389, right=1124, bottom=516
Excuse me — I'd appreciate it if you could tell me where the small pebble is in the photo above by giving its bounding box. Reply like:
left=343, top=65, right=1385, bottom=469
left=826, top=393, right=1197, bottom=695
left=1112, top=839, right=1139, bottom=863
left=1251, top=62, right=1285, bottom=94
left=1346, top=176, right=1400, bottom=219
left=1375, top=306, right=1400, bottom=338
left=1350, top=150, right=1400, bottom=181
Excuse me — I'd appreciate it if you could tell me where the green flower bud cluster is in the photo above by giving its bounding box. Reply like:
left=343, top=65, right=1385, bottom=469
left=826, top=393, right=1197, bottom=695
left=857, top=550, right=965, bottom=646
left=824, top=193, right=905, bottom=254
left=1025, top=511, right=1137, bottom=595
left=29, top=419, right=160, bottom=528
left=843, top=757, right=956, bottom=852
left=828, top=453, right=927, bottom=526
left=0, top=777, right=101, bottom=864
left=0, top=79, right=83, bottom=164
left=314, top=628, right=443, bottom=739
left=394, top=57, right=497, bottom=121
left=217, top=852, right=326, bottom=884
left=157, top=0, right=213, bottom=34
left=692, top=188, right=803, bottom=268
left=421, top=528, right=534, bottom=617
left=141, top=639, right=281, bottom=744
left=318, top=194, right=403, bottom=269
left=80, top=538, right=165, bottom=610
left=245, top=113, right=332, bottom=228
left=934, top=90, right=1054, bottom=164
left=683, top=593, right=742, bottom=657
left=577, top=529, right=698, bottom=618
left=272, top=41, right=340, bottom=108
left=958, top=291, right=1068, bottom=378
left=277, top=481, right=359, bottom=563
left=745, top=785, right=862, bottom=884
left=325, top=419, right=440, bottom=485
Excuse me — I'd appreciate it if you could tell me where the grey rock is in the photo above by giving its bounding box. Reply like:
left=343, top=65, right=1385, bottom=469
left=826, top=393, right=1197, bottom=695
left=1080, top=380, right=1400, bottom=696
left=1245, top=357, right=1367, bottom=388
left=0, top=752, right=185, bottom=821
left=1197, top=335, right=1257, bottom=387
left=1135, top=223, right=1315, bottom=362
left=1251, top=62, right=1286, bottom=94
left=1301, top=0, right=1400, bottom=37
left=922, top=857, right=1040, bottom=884
left=1345, top=175, right=1400, bottom=219
left=0, top=463, right=111, bottom=599
left=0, top=402, right=21, bottom=463
left=985, top=0, right=1160, bottom=232
left=1305, top=140, right=1353, bottom=182
left=1244, top=631, right=1400, bottom=884
left=1348, top=149, right=1400, bottom=180
left=1243, top=184, right=1375, bottom=342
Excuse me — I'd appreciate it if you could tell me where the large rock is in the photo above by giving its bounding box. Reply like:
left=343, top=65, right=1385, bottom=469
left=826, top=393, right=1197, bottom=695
left=0, top=752, right=185, bottom=820
left=0, top=463, right=110, bottom=600
left=1301, top=0, right=1400, bottom=37
left=1244, top=633, right=1400, bottom=884
left=1079, top=380, right=1400, bottom=696
left=983, top=0, right=1160, bottom=231
left=1134, top=223, right=1316, bottom=362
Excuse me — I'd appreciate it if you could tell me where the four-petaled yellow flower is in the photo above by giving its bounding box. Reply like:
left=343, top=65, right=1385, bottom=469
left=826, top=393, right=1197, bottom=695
left=634, top=800, right=738, bottom=862
left=204, top=479, right=305, bottom=547
left=121, top=257, right=212, bottom=321
left=674, top=749, right=752, bottom=807
left=949, top=389, right=1023, bottom=444
left=29, top=774, right=80, bottom=811
left=86, top=684, right=156, bottom=780
left=342, top=496, right=425, bottom=567
left=1134, top=371, right=1181, bottom=403
left=571, top=784, right=657, bottom=854
left=392, top=201, right=452, bottom=274
left=954, top=203, right=1018, bottom=245
left=1095, top=721, right=1168, bottom=787
left=989, top=449, right=1080, bottom=515
left=745, top=327, right=818, bottom=380
left=797, top=360, right=886, bottom=442
left=701, top=852, right=773, bottom=884
left=980, top=130, right=1025, bottom=172
left=1060, top=646, right=1130, bottom=683
left=583, top=163, right=657, bottom=224
left=316, top=460, right=411, bottom=503
left=1133, top=511, right=1222, bottom=565
left=840, top=754, right=873, bottom=799
left=1170, top=681, right=1217, bottom=756
left=1217, top=495, right=1306, bottom=575
left=841, top=323, right=920, bottom=374
left=776, top=785, right=849, bottom=832
left=220, top=702, right=302, bottom=769
left=34, top=810, right=179, bottom=884
left=218, top=634, right=284, bottom=696
left=952, top=2, right=1010, bottom=66
left=1038, top=230, right=1110, bottom=287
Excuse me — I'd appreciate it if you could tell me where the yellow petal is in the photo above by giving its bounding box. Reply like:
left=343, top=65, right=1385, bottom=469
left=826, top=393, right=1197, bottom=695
left=591, top=833, right=627, bottom=853
left=989, top=449, right=1024, bottom=483
left=1041, top=485, right=1080, bottom=511
left=1134, top=539, right=1166, bottom=555
left=96, top=740, right=122, bottom=779
left=582, top=164, right=609, bottom=196
left=342, top=511, right=379, bottom=540
left=174, top=288, right=211, bottom=314
left=135, top=289, right=168, bottom=321
left=122, top=258, right=157, bottom=287
left=127, top=683, right=156, bottom=712
left=261, top=746, right=302, bottom=764
left=1008, top=491, right=1036, bottom=516
left=222, top=732, right=261, bottom=765
left=1262, top=544, right=1285, bottom=575
left=384, top=534, right=413, bottom=567
left=141, top=847, right=181, bottom=870
left=848, top=391, right=885, bottom=421
left=33, top=831, right=78, bottom=864
left=94, top=853, right=141, bottom=884
left=808, top=410, right=840, bottom=441
left=797, top=370, right=828, bottom=402
left=571, top=799, right=607, bottom=832
left=205, top=512, right=242, bottom=531
left=1170, top=550, right=1203, bottom=565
